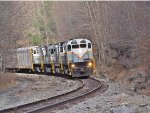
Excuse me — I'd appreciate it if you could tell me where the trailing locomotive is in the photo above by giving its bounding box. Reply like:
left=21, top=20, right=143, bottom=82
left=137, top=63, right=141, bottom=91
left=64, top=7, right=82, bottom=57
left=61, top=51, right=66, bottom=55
left=6, top=39, right=95, bottom=77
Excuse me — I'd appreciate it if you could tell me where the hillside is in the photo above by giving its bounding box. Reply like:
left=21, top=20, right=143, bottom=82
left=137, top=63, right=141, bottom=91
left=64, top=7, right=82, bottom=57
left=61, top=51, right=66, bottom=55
left=0, top=1, right=149, bottom=94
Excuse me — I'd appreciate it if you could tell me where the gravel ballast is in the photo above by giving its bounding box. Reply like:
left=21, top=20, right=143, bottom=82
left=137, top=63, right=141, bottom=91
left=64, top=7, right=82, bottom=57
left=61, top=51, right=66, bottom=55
left=55, top=76, right=150, bottom=113
left=1, top=74, right=150, bottom=113
left=0, top=73, right=82, bottom=111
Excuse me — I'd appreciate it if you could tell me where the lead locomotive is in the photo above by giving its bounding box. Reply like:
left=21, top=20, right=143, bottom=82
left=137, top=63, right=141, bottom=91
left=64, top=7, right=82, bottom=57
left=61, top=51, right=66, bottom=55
left=6, top=39, right=95, bottom=77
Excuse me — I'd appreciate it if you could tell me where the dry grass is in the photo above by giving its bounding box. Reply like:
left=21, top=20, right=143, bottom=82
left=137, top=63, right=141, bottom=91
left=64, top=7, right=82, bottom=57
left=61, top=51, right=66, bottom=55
left=0, top=72, right=18, bottom=91
left=106, top=59, right=125, bottom=81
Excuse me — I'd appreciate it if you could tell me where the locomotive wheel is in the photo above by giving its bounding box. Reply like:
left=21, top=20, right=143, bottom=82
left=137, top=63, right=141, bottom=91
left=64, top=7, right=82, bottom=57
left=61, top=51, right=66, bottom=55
left=44, top=66, right=47, bottom=73
left=61, top=69, right=64, bottom=74
left=35, top=67, right=41, bottom=73
left=44, top=66, right=49, bottom=73
left=55, top=67, right=61, bottom=74
left=64, top=67, right=69, bottom=75
left=59, top=68, right=63, bottom=74
left=28, top=69, right=33, bottom=73
left=55, top=67, right=58, bottom=73
left=49, top=67, right=53, bottom=73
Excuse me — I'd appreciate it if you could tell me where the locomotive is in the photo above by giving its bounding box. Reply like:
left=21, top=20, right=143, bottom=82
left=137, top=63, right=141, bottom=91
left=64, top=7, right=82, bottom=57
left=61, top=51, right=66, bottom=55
left=6, top=38, right=95, bottom=77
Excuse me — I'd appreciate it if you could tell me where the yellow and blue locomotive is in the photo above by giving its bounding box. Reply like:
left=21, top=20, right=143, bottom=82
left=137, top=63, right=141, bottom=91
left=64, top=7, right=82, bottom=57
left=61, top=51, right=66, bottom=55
left=6, top=38, right=95, bottom=77
left=61, top=39, right=95, bottom=77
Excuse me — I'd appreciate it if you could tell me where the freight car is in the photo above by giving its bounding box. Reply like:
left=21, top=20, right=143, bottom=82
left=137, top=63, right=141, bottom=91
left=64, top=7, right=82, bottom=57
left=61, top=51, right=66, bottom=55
left=6, top=46, right=43, bottom=72
left=6, top=38, right=95, bottom=77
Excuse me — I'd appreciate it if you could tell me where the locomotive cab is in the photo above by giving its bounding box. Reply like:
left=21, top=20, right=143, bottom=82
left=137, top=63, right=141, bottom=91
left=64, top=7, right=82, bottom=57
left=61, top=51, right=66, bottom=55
left=65, top=39, right=94, bottom=77
left=32, top=47, right=42, bottom=65
left=31, top=46, right=43, bottom=72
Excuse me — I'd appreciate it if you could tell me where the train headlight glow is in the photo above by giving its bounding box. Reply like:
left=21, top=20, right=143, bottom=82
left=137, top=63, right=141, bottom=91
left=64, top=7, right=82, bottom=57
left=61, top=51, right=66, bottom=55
left=88, top=62, right=92, bottom=67
left=71, top=64, right=75, bottom=68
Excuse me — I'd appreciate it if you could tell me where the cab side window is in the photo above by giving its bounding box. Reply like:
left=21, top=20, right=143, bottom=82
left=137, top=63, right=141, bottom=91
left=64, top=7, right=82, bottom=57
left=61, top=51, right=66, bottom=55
left=88, top=43, right=91, bottom=49
left=68, top=45, right=71, bottom=51
left=60, top=47, right=63, bottom=52
left=51, top=49, right=54, bottom=54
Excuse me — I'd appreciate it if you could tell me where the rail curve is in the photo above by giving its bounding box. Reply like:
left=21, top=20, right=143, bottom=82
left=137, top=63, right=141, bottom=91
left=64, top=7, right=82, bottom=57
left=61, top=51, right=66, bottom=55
left=0, top=77, right=106, bottom=113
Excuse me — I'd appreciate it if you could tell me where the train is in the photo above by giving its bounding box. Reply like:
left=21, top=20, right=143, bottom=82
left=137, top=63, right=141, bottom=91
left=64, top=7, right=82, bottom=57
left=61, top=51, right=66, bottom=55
left=6, top=38, right=96, bottom=77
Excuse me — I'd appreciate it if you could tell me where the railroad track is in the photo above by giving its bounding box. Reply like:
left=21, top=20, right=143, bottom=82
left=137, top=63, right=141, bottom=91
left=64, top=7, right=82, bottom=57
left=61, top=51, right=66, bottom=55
left=0, top=77, right=107, bottom=113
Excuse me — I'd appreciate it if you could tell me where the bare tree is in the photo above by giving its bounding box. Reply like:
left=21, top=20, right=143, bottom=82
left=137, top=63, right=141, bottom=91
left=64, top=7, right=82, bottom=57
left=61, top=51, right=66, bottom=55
left=53, top=1, right=150, bottom=75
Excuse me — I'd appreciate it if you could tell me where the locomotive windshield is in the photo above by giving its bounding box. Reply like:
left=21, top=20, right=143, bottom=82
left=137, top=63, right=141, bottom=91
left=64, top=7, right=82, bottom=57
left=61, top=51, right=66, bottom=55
left=51, top=49, right=55, bottom=54
left=67, top=40, right=92, bottom=51
left=32, top=48, right=41, bottom=54
left=60, top=47, right=63, bottom=52
left=80, top=44, right=86, bottom=48
left=72, top=44, right=79, bottom=49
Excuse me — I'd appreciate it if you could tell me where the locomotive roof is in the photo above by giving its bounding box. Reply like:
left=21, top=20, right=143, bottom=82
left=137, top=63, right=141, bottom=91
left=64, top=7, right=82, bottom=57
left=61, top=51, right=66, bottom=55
left=17, top=38, right=92, bottom=50
left=66, top=38, right=91, bottom=45
left=17, top=46, right=39, bottom=50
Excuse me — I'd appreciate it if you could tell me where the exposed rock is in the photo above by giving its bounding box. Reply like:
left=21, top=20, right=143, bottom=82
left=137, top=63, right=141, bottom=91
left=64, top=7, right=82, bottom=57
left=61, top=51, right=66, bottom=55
left=115, top=93, right=129, bottom=103
left=110, top=105, right=132, bottom=113
left=134, top=82, right=146, bottom=91
left=135, top=106, right=149, bottom=113
left=127, top=71, right=149, bottom=92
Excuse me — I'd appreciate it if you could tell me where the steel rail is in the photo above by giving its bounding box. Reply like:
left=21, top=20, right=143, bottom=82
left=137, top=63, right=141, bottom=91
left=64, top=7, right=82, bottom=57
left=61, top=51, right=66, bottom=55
left=0, top=79, right=84, bottom=113
left=0, top=77, right=104, bottom=113
left=30, top=77, right=103, bottom=113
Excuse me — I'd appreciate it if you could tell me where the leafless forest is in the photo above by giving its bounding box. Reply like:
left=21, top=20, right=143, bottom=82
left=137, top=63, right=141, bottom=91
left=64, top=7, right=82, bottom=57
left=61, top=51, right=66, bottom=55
left=0, top=1, right=149, bottom=81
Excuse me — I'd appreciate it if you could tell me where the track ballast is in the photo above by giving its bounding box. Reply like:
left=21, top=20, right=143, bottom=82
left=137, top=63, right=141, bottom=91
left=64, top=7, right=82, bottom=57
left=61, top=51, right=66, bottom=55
left=0, top=76, right=107, bottom=113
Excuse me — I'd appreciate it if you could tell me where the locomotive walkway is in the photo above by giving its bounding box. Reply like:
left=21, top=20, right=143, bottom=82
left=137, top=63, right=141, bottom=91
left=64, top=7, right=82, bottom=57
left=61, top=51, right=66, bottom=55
left=0, top=77, right=107, bottom=113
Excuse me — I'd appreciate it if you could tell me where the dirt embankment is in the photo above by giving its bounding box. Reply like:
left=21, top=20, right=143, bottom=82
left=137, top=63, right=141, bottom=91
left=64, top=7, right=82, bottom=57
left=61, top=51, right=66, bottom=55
left=106, top=59, right=150, bottom=96
left=103, top=42, right=150, bottom=96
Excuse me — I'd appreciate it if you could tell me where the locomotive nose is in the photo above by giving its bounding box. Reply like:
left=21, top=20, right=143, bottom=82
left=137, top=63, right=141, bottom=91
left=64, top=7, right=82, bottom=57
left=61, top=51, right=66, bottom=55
left=77, top=48, right=87, bottom=58
left=80, top=68, right=85, bottom=74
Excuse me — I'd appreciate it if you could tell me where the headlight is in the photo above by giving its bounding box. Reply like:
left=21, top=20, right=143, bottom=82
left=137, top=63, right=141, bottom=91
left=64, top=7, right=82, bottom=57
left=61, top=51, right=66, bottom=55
left=71, top=64, right=75, bottom=68
left=88, top=62, right=92, bottom=67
